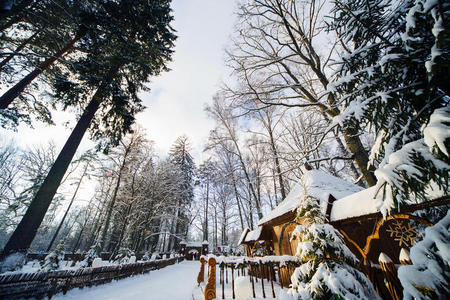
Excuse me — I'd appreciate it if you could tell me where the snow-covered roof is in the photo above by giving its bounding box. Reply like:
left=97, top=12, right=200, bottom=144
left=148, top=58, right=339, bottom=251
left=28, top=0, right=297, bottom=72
left=244, top=227, right=262, bottom=243
left=183, top=241, right=204, bottom=248
left=258, top=170, right=363, bottom=225
left=330, top=182, right=448, bottom=221
left=238, top=228, right=250, bottom=245
left=330, top=186, right=382, bottom=221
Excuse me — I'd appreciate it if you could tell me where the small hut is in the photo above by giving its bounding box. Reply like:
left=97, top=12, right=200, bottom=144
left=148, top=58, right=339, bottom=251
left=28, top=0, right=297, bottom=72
left=257, top=170, right=363, bottom=257
left=179, top=241, right=208, bottom=260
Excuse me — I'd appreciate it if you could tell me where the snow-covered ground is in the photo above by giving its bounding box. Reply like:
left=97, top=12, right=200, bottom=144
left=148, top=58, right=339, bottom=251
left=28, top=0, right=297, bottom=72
left=51, top=260, right=200, bottom=300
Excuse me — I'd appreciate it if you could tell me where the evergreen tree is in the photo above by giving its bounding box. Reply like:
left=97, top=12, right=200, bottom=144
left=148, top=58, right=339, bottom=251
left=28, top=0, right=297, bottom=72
left=328, top=0, right=449, bottom=215
left=398, top=210, right=450, bottom=299
left=287, top=194, right=379, bottom=299
left=0, top=0, right=176, bottom=260
left=167, top=136, right=196, bottom=250
left=41, top=240, right=64, bottom=271
left=80, top=239, right=101, bottom=268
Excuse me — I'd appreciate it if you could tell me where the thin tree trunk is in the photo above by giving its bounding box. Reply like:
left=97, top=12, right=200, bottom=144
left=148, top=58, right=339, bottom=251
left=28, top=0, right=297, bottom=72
left=0, top=26, right=87, bottom=109
left=99, top=145, right=132, bottom=250
left=46, top=162, right=89, bottom=251
left=230, top=171, right=245, bottom=230
left=203, top=180, right=209, bottom=241
left=0, top=93, right=101, bottom=258
left=72, top=203, right=93, bottom=252
left=267, top=125, right=286, bottom=199
left=47, top=163, right=89, bottom=252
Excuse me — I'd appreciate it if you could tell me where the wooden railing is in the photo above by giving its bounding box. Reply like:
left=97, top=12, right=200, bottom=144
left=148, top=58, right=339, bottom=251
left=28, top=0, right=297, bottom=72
left=198, top=255, right=300, bottom=299
left=198, top=250, right=414, bottom=300
left=0, top=257, right=183, bottom=299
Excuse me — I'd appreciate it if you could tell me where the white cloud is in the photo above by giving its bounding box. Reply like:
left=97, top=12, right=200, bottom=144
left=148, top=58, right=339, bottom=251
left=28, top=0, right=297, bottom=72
left=137, top=0, right=238, bottom=162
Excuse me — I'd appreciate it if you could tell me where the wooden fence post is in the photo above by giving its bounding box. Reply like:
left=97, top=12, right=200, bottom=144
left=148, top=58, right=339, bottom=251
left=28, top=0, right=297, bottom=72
left=231, top=264, right=235, bottom=299
left=399, top=248, right=412, bottom=265
left=221, top=267, right=225, bottom=299
left=204, top=257, right=216, bottom=300
left=269, top=264, right=275, bottom=298
left=259, top=261, right=266, bottom=298
left=379, top=252, right=402, bottom=300
left=250, top=265, right=256, bottom=299
left=197, top=257, right=205, bottom=286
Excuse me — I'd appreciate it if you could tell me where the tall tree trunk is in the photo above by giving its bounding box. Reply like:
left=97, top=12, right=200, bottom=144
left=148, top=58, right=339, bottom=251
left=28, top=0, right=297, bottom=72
left=342, top=129, right=376, bottom=186
left=0, top=26, right=87, bottom=109
left=0, top=94, right=100, bottom=259
left=46, top=162, right=89, bottom=251
left=0, top=30, right=39, bottom=70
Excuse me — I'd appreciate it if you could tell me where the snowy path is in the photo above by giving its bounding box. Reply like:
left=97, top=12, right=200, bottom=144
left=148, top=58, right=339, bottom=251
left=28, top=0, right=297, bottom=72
left=52, top=260, right=200, bottom=300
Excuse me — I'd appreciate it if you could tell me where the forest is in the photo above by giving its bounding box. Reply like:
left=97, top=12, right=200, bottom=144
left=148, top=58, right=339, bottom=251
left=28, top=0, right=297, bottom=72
left=0, top=0, right=448, bottom=291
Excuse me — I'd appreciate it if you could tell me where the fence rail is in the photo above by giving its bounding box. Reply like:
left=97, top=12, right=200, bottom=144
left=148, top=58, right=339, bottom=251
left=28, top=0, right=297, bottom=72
left=0, top=257, right=183, bottom=299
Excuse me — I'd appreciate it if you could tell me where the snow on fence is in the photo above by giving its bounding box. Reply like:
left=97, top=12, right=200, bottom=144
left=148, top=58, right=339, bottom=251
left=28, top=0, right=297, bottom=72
left=0, top=257, right=183, bottom=299
left=198, top=255, right=300, bottom=300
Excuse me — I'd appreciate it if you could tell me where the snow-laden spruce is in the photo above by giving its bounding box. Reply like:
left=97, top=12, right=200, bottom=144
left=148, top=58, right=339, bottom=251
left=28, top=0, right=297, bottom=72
left=285, top=195, right=379, bottom=300
left=41, top=241, right=65, bottom=271
left=398, top=210, right=450, bottom=299
left=328, top=0, right=449, bottom=214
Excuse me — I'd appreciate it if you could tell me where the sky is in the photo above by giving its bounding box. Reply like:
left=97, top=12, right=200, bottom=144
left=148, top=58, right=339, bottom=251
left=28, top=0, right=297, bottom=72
left=137, top=0, right=238, bottom=161
left=1, top=0, right=238, bottom=164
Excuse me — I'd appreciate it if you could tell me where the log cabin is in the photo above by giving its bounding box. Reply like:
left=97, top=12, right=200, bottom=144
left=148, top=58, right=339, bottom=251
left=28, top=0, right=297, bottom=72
left=238, top=169, right=449, bottom=297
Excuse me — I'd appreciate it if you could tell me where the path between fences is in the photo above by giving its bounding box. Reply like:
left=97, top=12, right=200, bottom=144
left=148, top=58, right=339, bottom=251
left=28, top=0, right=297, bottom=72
left=0, top=257, right=185, bottom=299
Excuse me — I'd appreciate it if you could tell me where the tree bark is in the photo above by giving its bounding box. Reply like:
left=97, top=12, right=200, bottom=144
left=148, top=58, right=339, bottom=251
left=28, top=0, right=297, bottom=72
left=0, top=26, right=87, bottom=109
left=0, top=30, right=39, bottom=70
left=0, top=94, right=100, bottom=258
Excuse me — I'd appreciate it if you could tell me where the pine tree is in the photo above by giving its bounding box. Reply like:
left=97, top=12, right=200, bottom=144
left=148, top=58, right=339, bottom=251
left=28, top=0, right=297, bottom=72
left=80, top=239, right=101, bottom=268
left=398, top=210, right=450, bottom=299
left=328, top=0, right=449, bottom=215
left=167, top=136, right=196, bottom=250
left=0, top=0, right=176, bottom=260
left=41, top=240, right=64, bottom=271
left=287, top=194, right=379, bottom=299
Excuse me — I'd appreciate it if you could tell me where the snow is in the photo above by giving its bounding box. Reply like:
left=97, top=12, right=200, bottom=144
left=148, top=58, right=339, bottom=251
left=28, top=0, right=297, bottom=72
left=424, top=106, right=450, bottom=156
left=330, top=186, right=383, bottom=221
left=235, top=276, right=253, bottom=300
left=238, top=228, right=250, bottom=245
left=378, top=252, right=393, bottom=263
left=289, top=261, right=380, bottom=300
left=244, top=227, right=262, bottom=242
left=292, top=224, right=358, bottom=265
left=399, top=248, right=410, bottom=262
left=92, top=258, right=103, bottom=268
left=52, top=260, right=200, bottom=300
left=258, top=170, right=363, bottom=225
left=331, top=179, right=447, bottom=221
left=184, top=241, right=203, bottom=247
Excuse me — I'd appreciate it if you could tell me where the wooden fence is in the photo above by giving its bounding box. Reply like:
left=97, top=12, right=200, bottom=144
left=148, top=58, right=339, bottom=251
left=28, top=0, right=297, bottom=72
left=0, top=257, right=183, bottom=299
left=198, top=251, right=414, bottom=300
left=198, top=255, right=300, bottom=300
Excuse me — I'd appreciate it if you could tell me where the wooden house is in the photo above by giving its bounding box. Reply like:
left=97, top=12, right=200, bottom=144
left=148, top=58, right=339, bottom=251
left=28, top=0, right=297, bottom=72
left=238, top=169, right=450, bottom=297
